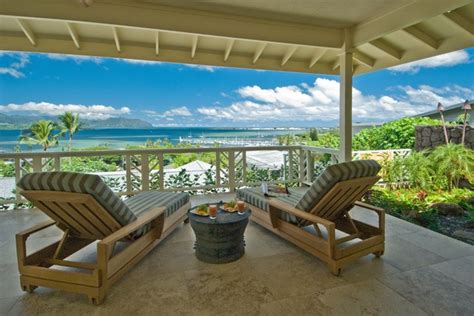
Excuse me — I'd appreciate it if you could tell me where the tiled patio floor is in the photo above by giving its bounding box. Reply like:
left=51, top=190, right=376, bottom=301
left=1, top=193, right=474, bottom=315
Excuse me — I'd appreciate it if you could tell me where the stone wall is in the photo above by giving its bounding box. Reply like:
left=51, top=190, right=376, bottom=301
left=415, top=125, right=474, bottom=151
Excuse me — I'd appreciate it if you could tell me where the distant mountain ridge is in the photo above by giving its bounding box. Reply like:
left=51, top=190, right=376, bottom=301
left=0, top=113, right=153, bottom=129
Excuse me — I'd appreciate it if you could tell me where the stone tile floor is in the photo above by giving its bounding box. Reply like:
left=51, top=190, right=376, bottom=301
left=1, top=193, right=473, bottom=315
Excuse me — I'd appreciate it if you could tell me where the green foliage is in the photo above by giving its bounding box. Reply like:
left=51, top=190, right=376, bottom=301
left=277, top=134, right=296, bottom=145
left=19, top=120, right=63, bottom=151
left=353, top=117, right=441, bottom=150
left=0, top=161, right=15, bottom=177
left=308, top=128, right=319, bottom=141
left=245, top=165, right=281, bottom=183
left=365, top=188, right=472, bottom=230
left=429, top=144, right=474, bottom=190
left=58, top=112, right=81, bottom=151
left=61, top=157, right=118, bottom=172
left=165, top=169, right=200, bottom=194
left=310, top=133, right=340, bottom=149
left=452, top=113, right=471, bottom=125
left=380, top=144, right=473, bottom=192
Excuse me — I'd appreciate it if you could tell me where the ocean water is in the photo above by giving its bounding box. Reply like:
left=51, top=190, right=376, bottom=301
left=0, top=127, right=305, bottom=152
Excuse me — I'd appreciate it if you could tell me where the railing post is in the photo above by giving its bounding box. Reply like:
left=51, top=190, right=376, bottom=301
left=306, top=150, right=314, bottom=183
left=299, top=148, right=305, bottom=186
left=141, top=154, right=149, bottom=192
left=242, top=150, right=247, bottom=186
left=215, top=150, right=221, bottom=188
left=228, top=150, right=235, bottom=192
left=158, top=153, right=164, bottom=191
left=125, top=154, right=132, bottom=194
left=32, top=156, right=42, bottom=172
left=288, top=149, right=294, bottom=183
left=54, top=156, right=61, bottom=171
left=15, top=157, right=21, bottom=201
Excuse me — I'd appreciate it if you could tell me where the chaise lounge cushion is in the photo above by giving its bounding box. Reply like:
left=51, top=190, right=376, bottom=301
left=237, top=160, right=381, bottom=226
left=17, top=172, right=190, bottom=238
left=125, top=191, right=190, bottom=218
left=17, top=172, right=136, bottom=226
left=296, top=160, right=381, bottom=214
left=236, top=187, right=309, bottom=224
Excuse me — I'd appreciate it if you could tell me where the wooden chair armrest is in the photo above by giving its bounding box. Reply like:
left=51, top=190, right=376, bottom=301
left=16, top=219, right=56, bottom=240
left=98, top=207, right=165, bottom=247
left=354, top=201, right=384, bottom=215
left=268, top=199, right=334, bottom=229
left=354, top=201, right=385, bottom=231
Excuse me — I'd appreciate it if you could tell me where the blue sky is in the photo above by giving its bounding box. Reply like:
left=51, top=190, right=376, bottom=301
left=0, top=48, right=473, bottom=127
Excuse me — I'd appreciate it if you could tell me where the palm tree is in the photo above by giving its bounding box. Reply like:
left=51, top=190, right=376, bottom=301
left=59, top=112, right=81, bottom=151
left=19, top=120, right=62, bottom=151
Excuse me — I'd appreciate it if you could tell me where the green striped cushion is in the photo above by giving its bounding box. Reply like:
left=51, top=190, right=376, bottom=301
left=125, top=191, right=189, bottom=237
left=236, top=187, right=309, bottom=224
left=296, top=160, right=381, bottom=214
left=125, top=191, right=189, bottom=218
left=17, top=172, right=137, bottom=229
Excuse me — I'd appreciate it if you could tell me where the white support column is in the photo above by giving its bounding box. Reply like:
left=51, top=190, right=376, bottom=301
left=339, top=29, right=353, bottom=162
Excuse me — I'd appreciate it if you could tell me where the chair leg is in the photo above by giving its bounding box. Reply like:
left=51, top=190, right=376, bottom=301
left=21, top=283, right=37, bottom=293
left=183, top=217, right=189, bottom=224
left=373, top=250, right=384, bottom=257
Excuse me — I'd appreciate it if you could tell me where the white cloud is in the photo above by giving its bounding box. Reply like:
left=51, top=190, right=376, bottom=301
left=184, top=64, right=217, bottom=72
left=197, top=78, right=473, bottom=123
left=117, top=58, right=162, bottom=65
left=45, top=53, right=103, bottom=64
left=143, top=106, right=193, bottom=117
left=163, top=106, right=192, bottom=116
left=0, top=101, right=131, bottom=120
left=0, top=51, right=30, bottom=78
left=390, top=50, right=470, bottom=74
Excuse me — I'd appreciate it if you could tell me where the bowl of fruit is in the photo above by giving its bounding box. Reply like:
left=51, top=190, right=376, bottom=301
left=222, top=200, right=238, bottom=213
left=191, top=204, right=209, bottom=216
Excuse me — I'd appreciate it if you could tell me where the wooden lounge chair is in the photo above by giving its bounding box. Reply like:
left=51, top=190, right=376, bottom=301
left=237, top=160, right=384, bottom=275
left=15, top=172, right=191, bottom=304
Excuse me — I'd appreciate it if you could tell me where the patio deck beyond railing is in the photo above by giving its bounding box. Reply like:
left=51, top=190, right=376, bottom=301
left=0, top=145, right=411, bottom=207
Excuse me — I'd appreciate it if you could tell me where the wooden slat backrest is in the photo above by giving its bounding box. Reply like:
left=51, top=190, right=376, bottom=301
left=21, top=190, right=122, bottom=240
left=308, top=176, right=380, bottom=221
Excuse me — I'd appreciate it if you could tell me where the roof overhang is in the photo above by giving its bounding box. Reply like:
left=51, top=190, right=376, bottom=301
left=0, top=0, right=473, bottom=75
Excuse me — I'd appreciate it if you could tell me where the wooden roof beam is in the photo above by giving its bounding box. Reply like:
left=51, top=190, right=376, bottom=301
left=191, top=35, right=198, bottom=59
left=65, top=22, right=80, bottom=49
left=16, top=18, right=36, bottom=46
left=368, top=39, right=403, bottom=60
left=403, top=25, right=439, bottom=49
left=308, top=49, right=327, bottom=68
left=224, top=39, right=234, bottom=62
left=352, top=0, right=471, bottom=46
left=353, top=50, right=375, bottom=68
left=112, top=26, right=121, bottom=52
left=281, top=46, right=297, bottom=66
left=155, top=31, right=159, bottom=55
left=253, top=42, right=267, bottom=64
left=1, top=0, right=343, bottom=49
left=443, top=11, right=474, bottom=35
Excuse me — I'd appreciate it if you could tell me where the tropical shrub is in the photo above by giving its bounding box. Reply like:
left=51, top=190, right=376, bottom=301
left=0, top=161, right=15, bottom=177
left=429, top=144, right=474, bottom=190
left=353, top=117, right=441, bottom=150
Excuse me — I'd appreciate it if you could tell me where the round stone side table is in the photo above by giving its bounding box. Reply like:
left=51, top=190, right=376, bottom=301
left=188, top=205, right=250, bottom=264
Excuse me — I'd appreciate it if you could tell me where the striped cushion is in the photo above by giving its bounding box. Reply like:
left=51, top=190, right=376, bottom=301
left=125, top=191, right=189, bottom=218
left=296, top=160, right=380, bottom=214
left=17, top=172, right=136, bottom=228
left=125, top=191, right=189, bottom=237
left=236, top=187, right=309, bottom=224
left=237, top=160, right=380, bottom=227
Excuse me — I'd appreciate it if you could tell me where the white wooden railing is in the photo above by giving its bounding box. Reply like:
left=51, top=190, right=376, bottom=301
left=0, top=145, right=340, bottom=206
left=0, top=146, right=411, bottom=207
